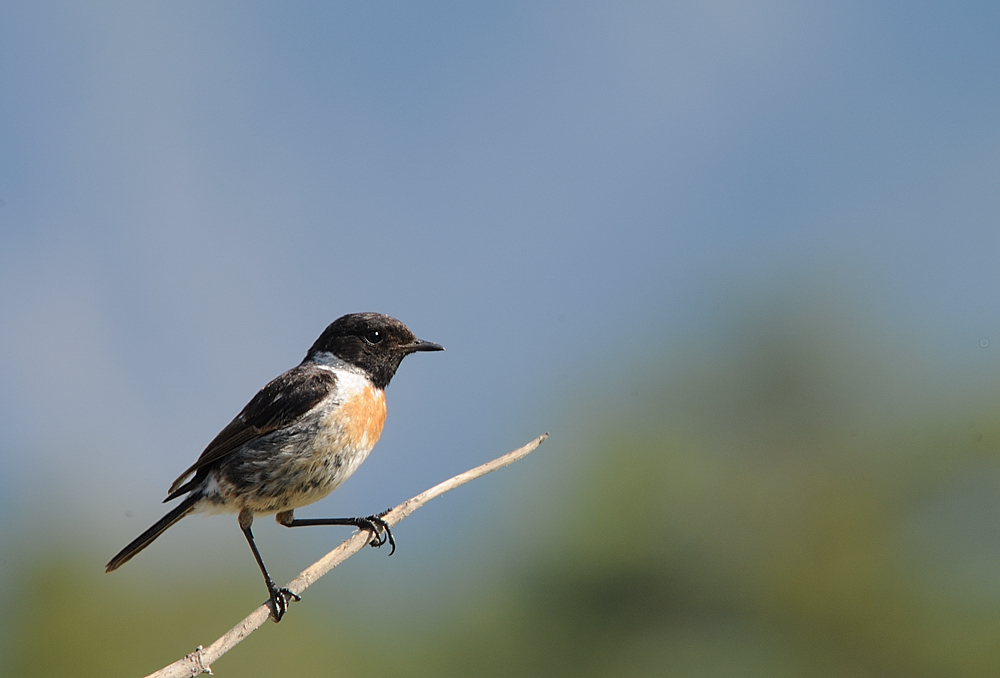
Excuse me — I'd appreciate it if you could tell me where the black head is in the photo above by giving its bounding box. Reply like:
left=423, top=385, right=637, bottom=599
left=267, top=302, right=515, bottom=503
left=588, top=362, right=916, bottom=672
left=305, top=313, right=444, bottom=389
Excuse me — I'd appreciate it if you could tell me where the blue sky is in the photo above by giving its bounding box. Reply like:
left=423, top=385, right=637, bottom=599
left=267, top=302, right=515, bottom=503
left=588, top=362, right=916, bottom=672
left=1, top=1, right=999, bottom=559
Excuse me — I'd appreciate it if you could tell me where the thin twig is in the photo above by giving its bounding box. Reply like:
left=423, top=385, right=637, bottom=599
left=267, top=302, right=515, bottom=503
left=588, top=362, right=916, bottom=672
left=145, top=433, right=549, bottom=678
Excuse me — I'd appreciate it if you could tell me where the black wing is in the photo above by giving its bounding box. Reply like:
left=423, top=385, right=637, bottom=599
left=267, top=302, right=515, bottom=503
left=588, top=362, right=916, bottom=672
left=164, top=363, right=337, bottom=500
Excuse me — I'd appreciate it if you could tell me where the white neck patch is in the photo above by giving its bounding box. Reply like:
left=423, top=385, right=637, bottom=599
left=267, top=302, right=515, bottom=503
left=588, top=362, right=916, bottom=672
left=310, top=351, right=363, bottom=373
left=310, top=351, right=374, bottom=400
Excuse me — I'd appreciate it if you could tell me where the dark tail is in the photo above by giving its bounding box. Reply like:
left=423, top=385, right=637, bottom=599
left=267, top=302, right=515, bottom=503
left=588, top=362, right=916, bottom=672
left=105, top=493, right=199, bottom=573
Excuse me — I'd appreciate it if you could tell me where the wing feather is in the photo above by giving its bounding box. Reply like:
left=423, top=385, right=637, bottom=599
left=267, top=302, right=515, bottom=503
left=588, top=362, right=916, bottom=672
left=164, top=364, right=337, bottom=499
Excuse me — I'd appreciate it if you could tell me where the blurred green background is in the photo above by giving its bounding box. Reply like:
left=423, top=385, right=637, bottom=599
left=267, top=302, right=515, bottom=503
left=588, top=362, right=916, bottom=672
left=3, top=1, right=1000, bottom=676
left=7, top=291, right=1000, bottom=677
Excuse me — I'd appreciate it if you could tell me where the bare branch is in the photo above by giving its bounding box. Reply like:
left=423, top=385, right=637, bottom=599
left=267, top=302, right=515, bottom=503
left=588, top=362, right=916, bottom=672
left=146, top=433, right=549, bottom=678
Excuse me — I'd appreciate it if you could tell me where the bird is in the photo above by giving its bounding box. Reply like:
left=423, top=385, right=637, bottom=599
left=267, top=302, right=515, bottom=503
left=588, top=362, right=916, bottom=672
left=105, top=312, right=444, bottom=621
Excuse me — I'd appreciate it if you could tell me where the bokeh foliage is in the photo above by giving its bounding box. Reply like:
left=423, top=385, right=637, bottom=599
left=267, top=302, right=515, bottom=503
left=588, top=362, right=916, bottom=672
left=6, top=300, right=1000, bottom=677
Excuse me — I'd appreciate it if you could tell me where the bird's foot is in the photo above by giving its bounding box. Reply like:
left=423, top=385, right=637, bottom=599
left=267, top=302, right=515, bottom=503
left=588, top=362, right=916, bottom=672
left=358, top=511, right=395, bottom=556
left=266, top=579, right=301, bottom=622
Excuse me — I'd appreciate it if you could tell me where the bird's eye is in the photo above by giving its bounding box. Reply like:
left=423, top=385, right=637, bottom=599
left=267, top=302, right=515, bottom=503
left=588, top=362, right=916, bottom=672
left=363, top=329, right=383, bottom=345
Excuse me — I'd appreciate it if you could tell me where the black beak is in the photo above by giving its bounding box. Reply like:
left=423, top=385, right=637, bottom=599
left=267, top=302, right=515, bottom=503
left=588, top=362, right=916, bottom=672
left=403, top=338, right=445, bottom=353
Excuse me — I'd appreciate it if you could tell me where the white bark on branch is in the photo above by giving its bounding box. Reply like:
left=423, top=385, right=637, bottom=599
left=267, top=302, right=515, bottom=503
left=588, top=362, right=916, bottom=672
left=145, top=433, right=549, bottom=678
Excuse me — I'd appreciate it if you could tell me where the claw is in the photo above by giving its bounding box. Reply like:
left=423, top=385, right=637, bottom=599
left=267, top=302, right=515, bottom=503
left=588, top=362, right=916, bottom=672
left=360, top=514, right=396, bottom=556
left=266, top=580, right=300, bottom=622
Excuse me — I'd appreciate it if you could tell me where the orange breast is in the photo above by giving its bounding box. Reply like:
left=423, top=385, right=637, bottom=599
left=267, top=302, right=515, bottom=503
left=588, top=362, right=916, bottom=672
left=338, top=386, right=387, bottom=449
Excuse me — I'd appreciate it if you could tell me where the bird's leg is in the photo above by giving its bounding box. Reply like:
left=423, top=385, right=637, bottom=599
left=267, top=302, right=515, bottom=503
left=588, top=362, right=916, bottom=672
left=276, top=509, right=396, bottom=556
left=239, top=508, right=300, bottom=622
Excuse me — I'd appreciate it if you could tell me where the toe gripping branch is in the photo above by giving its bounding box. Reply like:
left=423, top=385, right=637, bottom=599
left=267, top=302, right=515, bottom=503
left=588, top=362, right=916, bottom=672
left=265, top=578, right=301, bottom=623
left=354, top=510, right=395, bottom=555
